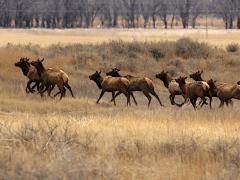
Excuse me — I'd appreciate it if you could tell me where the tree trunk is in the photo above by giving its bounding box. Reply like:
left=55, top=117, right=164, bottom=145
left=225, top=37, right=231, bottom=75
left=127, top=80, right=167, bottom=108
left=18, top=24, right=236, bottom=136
left=237, top=16, right=240, bottom=29
left=192, top=16, right=198, bottom=29
left=171, top=15, right=175, bottom=29
left=152, top=16, right=156, bottom=28
left=229, top=16, right=233, bottom=29
left=163, top=18, right=167, bottom=29
left=113, top=13, right=118, bottom=27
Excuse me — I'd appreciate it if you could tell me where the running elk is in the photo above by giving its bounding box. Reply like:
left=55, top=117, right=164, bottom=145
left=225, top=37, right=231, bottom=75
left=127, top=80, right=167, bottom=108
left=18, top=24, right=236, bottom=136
left=106, top=68, right=163, bottom=107
left=31, top=59, right=74, bottom=100
left=89, top=71, right=130, bottom=106
left=176, top=76, right=211, bottom=109
left=15, top=57, right=42, bottom=93
left=190, top=70, right=231, bottom=107
left=155, top=71, right=184, bottom=107
left=208, top=79, right=240, bottom=108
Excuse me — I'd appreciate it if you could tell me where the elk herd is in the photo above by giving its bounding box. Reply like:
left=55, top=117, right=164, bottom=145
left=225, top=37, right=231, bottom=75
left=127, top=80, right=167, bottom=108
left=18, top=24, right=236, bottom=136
left=15, top=58, right=240, bottom=109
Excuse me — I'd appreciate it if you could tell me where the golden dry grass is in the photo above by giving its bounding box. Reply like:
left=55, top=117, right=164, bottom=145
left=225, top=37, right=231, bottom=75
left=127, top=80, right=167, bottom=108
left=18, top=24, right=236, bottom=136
left=1, top=28, right=240, bottom=47
left=1, top=37, right=240, bottom=179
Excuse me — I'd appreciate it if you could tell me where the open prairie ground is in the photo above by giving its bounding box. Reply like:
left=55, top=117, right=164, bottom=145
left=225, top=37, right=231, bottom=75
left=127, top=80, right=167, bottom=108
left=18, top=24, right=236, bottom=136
left=1, top=28, right=240, bottom=47
left=0, top=34, right=240, bottom=179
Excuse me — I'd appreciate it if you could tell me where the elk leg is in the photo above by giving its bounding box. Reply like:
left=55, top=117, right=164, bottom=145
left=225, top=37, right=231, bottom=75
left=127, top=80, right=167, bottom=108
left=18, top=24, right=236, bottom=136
left=190, top=98, right=197, bottom=110
left=123, top=91, right=131, bottom=106
left=218, top=100, right=224, bottom=108
left=169, top=94, right=174, bottom=105
left=112, top=91, right=121, bottom=101
left=178, top=95, right=188, bottom=107
left=111, top=91, right=116, bottom=106
left=229, top=99, right=234, bottom=107
left=208, top=96, right=212, bottom=109
left=47, top=85, right=55, bottom=98
left=58, top=85, right=66, bottom=100
left=96, top=90, right=105, bottom=104
left=142, top=91, right=151, bottom=108
left=200, top=97, right=208, bottom=108
left=26, top=80, right=34, bottom=93
left=38, top=83, right=45, bottom=93
left=130, top=92, right=137, bottom=106
left=31, top=82, right=38, bottom=93
left=54, top=91, right=61, bottom=98
left=64, top=83, right=74, bottom=98
left=149, top=90, right=163, bottom=107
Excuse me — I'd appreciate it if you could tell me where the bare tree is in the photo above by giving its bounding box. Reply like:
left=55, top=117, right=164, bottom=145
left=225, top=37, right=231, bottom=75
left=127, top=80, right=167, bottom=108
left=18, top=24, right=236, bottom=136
left=214, top=0, right=236, bottom=29
left=121, top=0, right=139, bottom=28
left=177, top=0, right=191, bottom=29
left=159, top=0, right=168, bottom=29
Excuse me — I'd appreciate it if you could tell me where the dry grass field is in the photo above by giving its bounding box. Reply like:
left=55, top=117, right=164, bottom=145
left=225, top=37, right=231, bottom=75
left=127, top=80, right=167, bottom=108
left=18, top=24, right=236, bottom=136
left=0, top=32, right=240, bottom=179
left=1, top=28, right=240, bottom=47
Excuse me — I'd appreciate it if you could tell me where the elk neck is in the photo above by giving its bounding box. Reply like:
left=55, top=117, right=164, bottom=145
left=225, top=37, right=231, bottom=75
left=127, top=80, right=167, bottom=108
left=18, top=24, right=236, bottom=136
left=178, top=82, right=187, bottom=94
left=35, top=63, right=46, bottom=77
left=162, top=75, right=172, bottom=88
left=20, top=64, right=30, bottom=76
left=94, top=76, right=103, bottom=89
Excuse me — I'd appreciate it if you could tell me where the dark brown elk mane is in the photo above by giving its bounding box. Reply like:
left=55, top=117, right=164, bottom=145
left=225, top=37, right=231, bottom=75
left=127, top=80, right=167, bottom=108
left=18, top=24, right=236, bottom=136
left=15, top=57, right=42, bottom=93
left=155, top=70, right=175, bottom=88
left=14, top=58, right=31, bottom=76
left=189, top=70, right=204, bottom=81
left=89, top=71, right=103, bottom=89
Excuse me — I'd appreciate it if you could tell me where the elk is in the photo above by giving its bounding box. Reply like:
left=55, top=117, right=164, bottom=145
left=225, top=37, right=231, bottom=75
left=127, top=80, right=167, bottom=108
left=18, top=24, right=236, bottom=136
left=155, top=71, right=185, bottom=107
left=15, top=57, right=43, bottom=93
left=208, top=79, right=240, bottom=108
left=176, top=76, right=211, bottom=109
left=89, top=71, right=130, bottom=106
left=31, top=59, right=74, bottom=100
left=106, top=68, right=163, bottom=107
left=190, top=70, right=231, bottom=107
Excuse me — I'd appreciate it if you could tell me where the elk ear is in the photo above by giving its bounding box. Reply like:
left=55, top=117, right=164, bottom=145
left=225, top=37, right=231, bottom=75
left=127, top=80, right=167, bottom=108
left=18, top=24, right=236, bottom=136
left=200, top=70, right=203, bottom=74
left=99, top=71, right=101, bottom=74
left=184, top=76, right=187, bottom=80
left=27, top=58, right=30, bottom=62
left=41, top=58, right=44, bottom=62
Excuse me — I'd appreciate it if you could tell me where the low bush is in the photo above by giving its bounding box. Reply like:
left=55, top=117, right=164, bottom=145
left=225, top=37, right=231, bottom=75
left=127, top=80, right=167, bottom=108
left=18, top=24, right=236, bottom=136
left=175, top=38, right=212, bottom=59
left=226, top=43, right=239, bottom=53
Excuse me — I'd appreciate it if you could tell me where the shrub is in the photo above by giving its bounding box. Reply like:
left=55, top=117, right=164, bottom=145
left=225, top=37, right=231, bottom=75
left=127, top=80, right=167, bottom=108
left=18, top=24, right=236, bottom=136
left=149, top=47, right=165, bottom=59
left=147, top=41, right=175, bottom=60
left=175, top=38, right=212, bottom=59
left=226, top=43, right=239, bottom=53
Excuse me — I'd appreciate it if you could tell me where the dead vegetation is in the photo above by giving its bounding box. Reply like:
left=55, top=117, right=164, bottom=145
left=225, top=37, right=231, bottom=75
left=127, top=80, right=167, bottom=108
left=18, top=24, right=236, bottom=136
left=0, top=38, right=240, bottom=179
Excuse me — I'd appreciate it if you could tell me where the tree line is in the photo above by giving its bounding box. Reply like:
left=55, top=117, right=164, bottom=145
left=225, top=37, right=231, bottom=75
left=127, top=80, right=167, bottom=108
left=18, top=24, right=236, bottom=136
left=0, top=0, right=240, bottom=29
